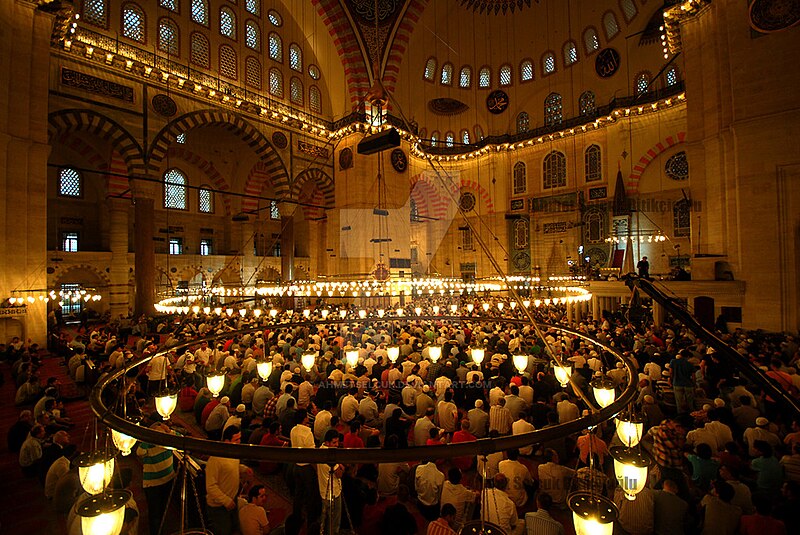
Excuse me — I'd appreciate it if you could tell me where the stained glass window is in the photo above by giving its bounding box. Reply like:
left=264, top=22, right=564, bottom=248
left=665, top=151, right=689, bottom=181
left=424, top=58, right=436, bottom=80
left=310, top=86, right=321, bottom=113
left=516, top=112, right=529, bottom=134
left=245, top=21, right=259, bottom=50
left=544, top=92, right=562, bottom=127
left=513, top=162, right=526, bottom=195
left=520, top=60, right=534, bottom=82
left=190, top=32, right=210, bottom=68
left=579, top=91, right=596, bottom=116
left=479, top=67, right=491, bottom=88
left=220, top=45, right=237, bottom=79
left=59, top=168, right=82, bottom=197
left=220, top=7, right=236, bottom=38
left=290, top=77, right=303, bottom=105
left=459, top=66, right=472, bottom=88
left=159, top=0, right=177, bottom=12
left=158, top=18, right=179, bottom=56
left=584, top=28, right=600, bottom=53
left=309, top=64, right=320, bottom=80
left=83, top=0, right=107, bottom=27
left=270, top=200, right=280, bottom=219
left=246, top=56, right=261, bottom=88
left=269, top=32, right=282, bottom=61
left=164, top=168, right=187, bottom=209
left=665, top=66, right=679, bottom=87
left=269, top=68, right=282, bottom=97
left=564, top=42, right=578, bottom=65
left=635, top=72, right=650, bottom=96
left=191, top=0, right=208, bottom=26
left=441, top=63, right=453, bottom=85
left=543, top=151, right=567, bottom=189
left=585, top=145, right=602, bottom=182
left=199, top=187, right=214, bottom=213
left=604, top=12, right=620, bottom=40
left=122, top=3, right=145, bottom=42
left=461, top=130, right=470, bottom=145
left=499, top=64, right=512, bottom=86
left=445, top=132, right=454, bottom=147
left=290, top=44, right=302, bottom=71
left=267, top=10, right=282, bottom=26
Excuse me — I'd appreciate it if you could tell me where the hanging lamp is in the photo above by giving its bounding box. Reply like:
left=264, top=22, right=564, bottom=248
left=611, top=446, right=652, bottom=501
left=591, top=376, right=617, bottom=409
left=77, top=489, right=131, bottom=535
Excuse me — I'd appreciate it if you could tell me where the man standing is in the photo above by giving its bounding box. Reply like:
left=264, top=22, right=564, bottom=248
left=137, top=422, right=176, bottom=535
left=206, top=426, right=249, bottom=535
left=669, top=349, right=696, bottom=414
left=289, top=409, right=321, bottom=535
left=637, top=256, right=650, bottom=278
left=318, top=429, right=344, bottom=535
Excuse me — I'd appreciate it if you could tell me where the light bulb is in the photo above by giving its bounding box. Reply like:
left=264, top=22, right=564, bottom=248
left=345, top=348, right=359, bottom=368
left=111, top=428, right=137, bottom=456
left=358, top=309, right=367, bottom=319
left=256, top=360, right=273, bottom=381
left=321, top=309, right=329, bottom=319
left=612, top=446, right=651, bottom=501
left=301, top=352, right=316, bottom=372
left=303, top=309, right=311, bottom=318
left=377, top=309, right=385, bottom=317
left=78, top=490, right=130, bottom=535
left=512, top=353, right=528, bottom=373
left=466, top=303, right=474, bottom=313
left=471, top=347, right=485, bottom=365
left=206, top=374, right=225, bottom=397
left=428, top=345, right=442, bottom=363
left=387, top=345, right=400, bottom=363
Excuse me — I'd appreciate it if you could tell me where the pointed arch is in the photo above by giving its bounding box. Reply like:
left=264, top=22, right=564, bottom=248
left=626, top=131, right=687, bottom=193
left=166, top=146, right=233, bottom=215
left=291, top=168, right=334, bottom=208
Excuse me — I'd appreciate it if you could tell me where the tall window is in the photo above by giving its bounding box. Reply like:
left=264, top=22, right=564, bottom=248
left=219, top=45, right=237, bottom=79
left=584, top=27, right=600, bottom=54
left=544, top=92, right=563, bottom=127
left=564, top=41, right=578, bottom=66
left=309, top=86, right=322, bottom=113
left=190, top=32, right=210, bottom=68
left=543, top=52, right=556, bottom=75
left=499, top=64, right=512, bottom=86
left=62, top=232, right=79, bottom=252
left=270, top=200, right=280, bottom=220
left=199, top=186, right=214, bottom=213
left=200, top=238, right=213, bottom=256
left=445, top=132, right=454, bottom=147
left=158, top=18, right=179, bottom=56
left=603, top=12, right=620, bottom=40
left=459, top=66, right=472, bottom=88
left=674, top=199, right=691, bottom=237
left=461, top=228, right=474, bottom=251
left=160, top=0, right=177, bottom=11
left=474, top=125, right=484, bottom=141
left=269, top=32, right=282, bottom=61
left=513, top=162, right=527, bottom=195
left=516, top=112, right=529, bottom=134
left=424, top=57, right=437, bottom=81
left=61, top=283, right=82, bottom=314
left=543, top=151, right=567, bottom=189
left=289, top=44, right=302, bottom=71
left=83, top=0, right=107, bottom=27
left=620, top=0, right=637, bottom=22
left=122, top=3, right=145, bottom=42
left=478, top=67, right=491, bottom=88
left=269, top=68, right=283, bottom=97
left=245, top=21, right=260, bottom=50
left=164, top=168, right=187, bottom=209
left=441, top=63, right=453, bottom=85
left=410, top=199, right=419, bottom=223
left=579, top=91, right=596, bottom=116
left=520, top=59, right=534, bottom=82
left=461, top=129, right=470, bottom=145
left=245, top=0, right=260, bottom=16
left=290, top=77, right=303, bottom=105
left=246, top=56, right=262, bottom=88
left=191, top=0, right=208, bottom=26
left=430, top=131, right=439, bottom=147
left=59, top=167, right=82, bottom=197
left=665, top=66, right=679, bottom=87
left=635, top=72, right=651, bottom=96
left=584, top=208, right=605, bottom=244
left=220, top=7, right=236, bottom=38
left=585, top=145, right=602, bottom=182
left=169, top=238, right=183, bottom=255
left=514, top=219, right=529, bottom=249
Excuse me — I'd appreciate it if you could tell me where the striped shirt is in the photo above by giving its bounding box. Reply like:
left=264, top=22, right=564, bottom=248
left=489, top=405, right=513, bottom=435
left=525, top=510, right=565, bottom=535
left=427, top=518, right=457, bottom=535
left=137, top=442, right=175, bottom=487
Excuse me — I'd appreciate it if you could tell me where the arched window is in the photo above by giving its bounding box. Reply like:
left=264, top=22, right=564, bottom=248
left=441, top=63, right=453, bottom=85
left=516, top=112, right=530, bottom=134
left=268, top=69, right=283, bottom=96
left=83, top=0, right=107, bottom=27
left=246, top=56, right=261, bottom=88
left=268, top=32, right=282, bottom=62
left=459, top=66, right=472, bottom=88
left=199, top=185, right=214, bottom=213
left=219, top=45, right=237, bottom=79
left=245, top=20, right=260, bottom=50
left=673, top=199, right=691, bottom=237
left=665, top=66, right=679, bottom=87
left=245, top=0, right=260, bottom=16
left=267, top=9, right=282, bottom=26
left=191, top=0, right=208, bottom=26
left=418, top=128, right=427, bottom=141
left=474, top=125, right=484, bottom=141
left=424, top=57, right=437, bottom=81
left=445, top=132, right=454, bottom=147
left=585, top=144, right=602, bottom=182
left=514, top=219, right=529, bottom=249
left=164, top=168, right=187, bottom=209
left=584, top=208, right=605, bottom=244
left=220, top=7, right=236, bottom=38
left=309, top=86, right=322, bottom=113
left=542, top=52, right=556, bottom=75
left=59, top=167, right=82, bottom=197
left=620, top=0, right=637, bottom=22
left=290, top=77, right=303, bottom=105
left=564, top=41, right=578, bottom=66
left=430, top=131, right=439, bottom=147
left=308, top=64, right=320, bottom=80
left=461, top=129, right=471, bottom=145
left=160, top=0, right=177, bottom=12
left=520, top=59, right=534, bottom=82
left=190, top=32, right=210, bottom=68
left=544, top=92, right=563, bottom=127
left=513, top=162, right=527, bottom=195
left=579, top=90, right=596, bottom=116
left=583, top=27, right=600, bottom=54
left=635, top=71, right=651, bottom=96
left=158, top=18, right=179, bottom=56
left=122, top=3, right=145, bottom=42
left=478, top=66, right=491, bottom=88
left=603, top=12, right=620, bottom=40
left=543, top=151, right=567, bottom=189
left=499, top=64, right=512, bottom=86
left=289, top=44, right=302, bottom=71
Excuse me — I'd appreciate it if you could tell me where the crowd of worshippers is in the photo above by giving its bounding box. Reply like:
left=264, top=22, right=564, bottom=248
left=10, top=300, right=800, bottom=535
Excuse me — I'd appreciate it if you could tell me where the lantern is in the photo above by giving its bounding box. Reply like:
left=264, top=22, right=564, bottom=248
left=466, top=303, right=474, bottom=313
left=225, top=308, right=234, bottom=317
left=303, top=309, right=311, bottom=318
left=615, top=412, right=644, bottom=448
left=569, top=492, right=617, bottom=535
left=301, top=352, right=316, bottom=372
left=206, top=373, right=226, bottom=397
left=554, top=363, right=572, bottom=388
left=111, top=428, right=137, bottom=456
left=321, top=309, right=329, bottom=319
left=387, top=345, right=400, bottom=363
left=154, top=391, right=177, bottom=420
left=358, top=309, right=367, bottom=319
left=449, top=304, right=458, bottom=314
left=253, top=309, right=262, bottom=318
left=512, top=353, right=528, bottom=374
left=77, top=490, right=131, bottom=535
left=396, top=308, right=404, bottom=316
left=345, top=348, right=359, bottom=368
left=432, top=305, right=440, bottom=315
left=611, top=447, right=652, bottom=501
left=497, top=302, right=504, bottom=311
left=471, top=347, right=485, bottom=365
left=428, top=345, right=442, bottom=363
left=591, top=377, right=617, bottom=409
left=76, top=451, right=115, bottom=495
left=523, top=300, right=531, bottom=308
left=414, top=307, right=422, bottom=316
left=339, top=309, right=347, bottom=318
left=256, top=360, right=273, bottom=381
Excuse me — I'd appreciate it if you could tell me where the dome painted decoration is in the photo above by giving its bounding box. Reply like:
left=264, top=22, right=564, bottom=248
left=749, top=0, right=800, bottom=32
left=665, top=151, right=689, bottom=181
left=459, top=192, right=477, bottom=212
left=486, top=90, right=510, bottom=114
left=458, top=0, right=534, bottom=15
left=428, top=98, right=470, bottom=116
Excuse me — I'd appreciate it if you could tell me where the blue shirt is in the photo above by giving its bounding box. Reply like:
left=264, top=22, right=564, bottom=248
left=752, top=455, right=784, bottom=491
left=670, top=357, right=695, bottom=387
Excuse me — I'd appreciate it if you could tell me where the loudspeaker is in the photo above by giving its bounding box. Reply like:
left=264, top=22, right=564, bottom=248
left=357, top=128, right=401, bottom=155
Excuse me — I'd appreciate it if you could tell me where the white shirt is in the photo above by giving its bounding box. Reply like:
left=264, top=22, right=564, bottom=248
left=476, top=451, right=505, bottom=479
left=499, top=459, right=533, bottom=507
left=317, top=445, right=342, bottom=499
left=415, top=462, right=445, bottom=506
left=538, top=462, right=575, bottom=505
left=341, top=394, right=359, bottom=422
left=437, top=400, right=458, bottom=432
left=290, top=424, right=316, bottom=466
left=314, top=410, right=332, bottom=441
left=45, top=456, right=70, bottom=498
left=441, top=481, right=475, bottom=525
left=512, top=419, right=536, bottom=456
left=484, top=488, right=518, bottom=533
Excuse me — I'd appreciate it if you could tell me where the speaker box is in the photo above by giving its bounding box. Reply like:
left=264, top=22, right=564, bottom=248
left=357, top=128, right=401, bottom=155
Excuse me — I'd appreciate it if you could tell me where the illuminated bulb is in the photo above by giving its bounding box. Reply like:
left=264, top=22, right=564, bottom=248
left=377, top=309, right=385, bottom=318
left=77, top=452, right=115, bottom=495
left=154, top=391, right=177, bottom=420
left=111, top=428, right=137, bottom=456
left=544, top=299, right=551, bottom=305
left=191, top=306, right=200, bottom=314
left=569, top=492, right=616, bottom=535
left=471, top=347, right=485, bottom=365
left=534, top=299, right=542, bottom=307
left=428, top=345, right=442, bottom=363
left=554, top=364, right=572, bottom=387
left=225, top=308, right=234, bottom=317
left=523, top=300, right=531, bottom=308
left=432, top=305, right=440, bottom=315
left=286, top=309, right=294, bottom=317
left=616, top=413, right=644, bottom=447
left=396, top=308, right=404, bottom=316
left=612, top=447, right=652, bottom=501
left=269, top=309, right=278, bottom=318
left=387, top=345, right=400, bottom=363
left=321, top=309, right=329, bottom=319
left=345, top=348, right=359, bottom=368
left=497, top=302, right=504, bottom=311
left=466, top=303, right=474, bottom=313
left=591, top=377, right=617, bottom=409
left=214, top=307, right=222, bottom=315
left=256, top=360, right=273, bottom=381
left=414, top=307, right=422, bottom=316
left=512, top=353, right=528, bottom=373
left=206, top=374, right=225, bottom=397
left=253, top=308, right=262, bottom=317
left=339, top=309, right=347, bottom=318
left=450, top=304, right=458, bottom=314
left=303, top=309, right=311, bottom=318
left=238, top=308, right=247, bottom=317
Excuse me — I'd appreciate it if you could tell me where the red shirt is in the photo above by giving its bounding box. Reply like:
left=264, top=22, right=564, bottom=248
left=200, top=399, right=219, bottom=426
left=343, top=432, right=364, bottom=449
left=740, top=514, right=787, bottom=535
left=451, top=430, right=477, bottom=471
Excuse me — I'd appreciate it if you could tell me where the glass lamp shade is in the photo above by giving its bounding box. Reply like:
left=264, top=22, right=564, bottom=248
left=387, top=345, right=400, bottom=363
left=225, top=308, right=234, bottom=317
left=238, top=308, right=247, bottom=317
left=339, top=309, right=347, bottom=318
left=320, top=309, right=329, bottom=318
left=78, top=490, right=131, bottom=535
left=471, top=347, right=485, bottom=365
left=377, top=309, right=386, bottom=317
left=554, top=364, right=573, bottom=387
left=256, top=360, right=273, bottom=381
left=523, top=299, right=531, bottom=308
left=206, top=374, right=226, bottom=397
left=432, top=305, right=440, bottom=315
left=512, top=353, right=529, bottom=374
left=414, top=307, right=422, bottom=316
left=358, top=309, right=367, bottom=319
left=482, top=302, right=490, bottom=312
left=497, top=302, right=504, bottom=311
left=111, top=428, right=137, bottom=456
left=301, top=352, right=316, bottom=372
left=286, top=309, right=294, bottom=317
left=396, top=308, right=404, bottom=316
left=252, top=308, right=262, bottom=317
left=345, top=348, right=359, bottom=368
left=428, top=345, right=442, bottom=363
left=269, top=309, right=279, bottom=318
left=534, top=299, right=542, bottom=307
left=154, top=391, right=177, bottom=420
left=591, top=377, right=617, bottom=409
left=76, top=452, right=115, bottom=495
left=509, top=301, right=517, bottom=309
left=569, top=492, right=617, bottom=535
left=466, top=303, right=474, bottom=313
left=449, top=304, right=458, bottom=314
left=303, top=309, right=311, bottom=318
left=611, top=446, right=652, bottom=501
left=615, top=412, right=644, bottom=447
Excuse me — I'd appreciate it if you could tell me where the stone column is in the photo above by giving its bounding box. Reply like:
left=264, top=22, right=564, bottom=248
left=591, top=295, right=600, bottom=320
left=278, top=201, right=297, bottom=282
left=566, top=301, right=574, bottom=324
left=133, top=194, right=156, bottom=316
left=653, top=300, right=665, bottom=326
left=108, top=199, right=130, bottom=318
